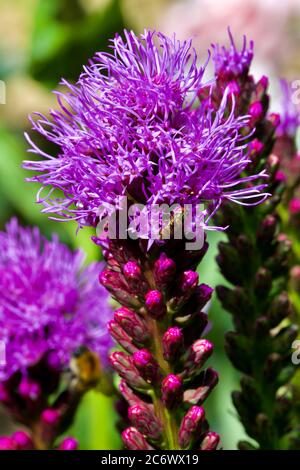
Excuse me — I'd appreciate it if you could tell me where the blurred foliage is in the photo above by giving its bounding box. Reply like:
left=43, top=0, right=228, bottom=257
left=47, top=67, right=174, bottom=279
left=0, top=0, right=255, bottom=449
left=29, top=0, right=125, bottom=86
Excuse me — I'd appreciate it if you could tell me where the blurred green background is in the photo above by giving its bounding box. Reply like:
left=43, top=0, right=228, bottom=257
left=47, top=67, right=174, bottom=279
left=0, top=0, right=299, bottom=450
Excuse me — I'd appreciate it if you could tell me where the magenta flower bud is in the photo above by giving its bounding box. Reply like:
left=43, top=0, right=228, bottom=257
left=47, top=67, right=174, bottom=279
left=114, top=307, right=150, bottom=344
left=128, top=404, right=163, bottom=441
left=258, top=75, right=269, bottom=91
left=228, top=80, right=240, bottom=96
left=250, top=139, right=264, bottom=156
left=132, top=349, right=159, bottom=383
left=18, top=377, right=41, bottom=400
left=58, top=437, right=78, bottom=450
left=145, top=290, right=166, bottom=319
left=200, top=432, right=220, bottom=450
left=0, top=436, right=16, bottom=450
left=99, top=269, right=140, bottom=308
left=99, top=269, right=125, bottom=290
left=269, top=112, right=280, bottom=129
left=185, top=339, right=214, bottom=377
left=289, top=198, right=300, bottom=215
left=249, top=101, right=263, bottom=122
left=194, top=284, right=214, bottom=311
left=163, top=327, right=184, bottom=362
left=12, top=431, right=33, bottom=450
left=161, top=374, right=183, bottom=409
left=180, top=271, right=199, bottom=293
left=41, top=408, right=60, bottom=426
left=110, top=351, right=148, bottom=389
left=154, top=253, right=176, bottom=286
left=122, top=427, right=154, bottom=450
left=179, top=406, right=206, bottom=449
left=108, top=320, right=137, bottom=354
left=123, top=261, right=142, bottom=281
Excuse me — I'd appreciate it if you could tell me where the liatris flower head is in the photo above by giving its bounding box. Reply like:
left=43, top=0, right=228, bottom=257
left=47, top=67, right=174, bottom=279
left=212, top=29, right=254, bottom=81
left=24, top=29, right=268, bottom=233
left=0, top=218, right=112, bottom=383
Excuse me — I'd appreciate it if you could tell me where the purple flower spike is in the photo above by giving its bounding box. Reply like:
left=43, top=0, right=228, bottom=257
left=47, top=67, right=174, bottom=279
left=128, top=404, right=163, bottom=442
left=0, top=218, right=112, bottom=383
left=122, top=427, right=154, bottom=450
left=58, top=437, right=78, bottom=451
left=179, top=406, right=206, bottom=449
left=132, top=349, right=159, bottom=384
left=200, top=432, right=220, bottom=451
left=161, top=374, right=183, bottom=409
left=145, top=290, right=166, bottom=319
left=163, top=327, right=184, bottom=362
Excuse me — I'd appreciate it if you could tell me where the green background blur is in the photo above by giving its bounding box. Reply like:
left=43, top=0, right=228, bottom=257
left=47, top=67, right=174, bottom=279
left=0, top=0, right=298, bottom=450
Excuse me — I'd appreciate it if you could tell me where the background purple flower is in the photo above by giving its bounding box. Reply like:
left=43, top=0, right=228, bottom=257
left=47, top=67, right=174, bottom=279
left=24, top=30, right=268, bottom=229
left=0, top=218, right=112, bottom=382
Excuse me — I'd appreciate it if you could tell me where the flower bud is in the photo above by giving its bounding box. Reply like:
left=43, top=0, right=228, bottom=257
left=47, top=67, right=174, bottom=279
left=108, top=320, right=137, bottom=354
left=249, top=101, right=264, bottom=123
left=99, top=269, right=140, bottom=308
left=123, top=261, right=146, bottom=293
left=179, top=406, right=205, bottom=449
left=185, top=340, right=214, bottom=377
left=132, top=349, right=159, bottom=384
left=0, top=436, right=16, bottom=450
left=161, top=374, right=183, bottom=409
left=179, top=271, right=199, bottom=293
left=128, top=405, right=163, bottom=441
left=154, top=253, right=176, bottom=286
left=122, top=427, right=154, bottom=450
left=41, top=408, right=60, bottom=426
left=200, top=432, right=220, bottom=450
left=163, top=327, right=184, bottom=362
left=58, top=437, right=78, bottom=450
left=110, top=352, right=148, bottom=389
left=123, top=261, right=142, bottom=281
left=12, top=431, right=33, bottom=450
left=145, top=290, right=166, bottom=319
left=184, top=368, right=218, bottom=405
left=18, top=377, right=41, bottom=401
left=114, top=307, right=150, bottom=344
left=257, top=215, right=277, bottom=246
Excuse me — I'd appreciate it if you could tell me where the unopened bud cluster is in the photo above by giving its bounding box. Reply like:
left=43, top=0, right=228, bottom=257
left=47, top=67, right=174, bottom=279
left=100, top=239, right=219, bottom=450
